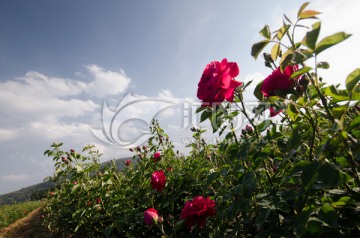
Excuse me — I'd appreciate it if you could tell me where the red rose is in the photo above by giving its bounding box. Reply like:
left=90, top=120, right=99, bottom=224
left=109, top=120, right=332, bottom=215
left=124, top=159, right=132, bottom=166
left=151, top=170, right=166, bottom=192
left=197, top=58, right=242, bottom=107
left=180, top=196, right=216, bottom=229
left=153, top=152, right=161, bottom=162
left=261, top=65, right=298, bottom=97
left=144, top=208, right=160, bottom=226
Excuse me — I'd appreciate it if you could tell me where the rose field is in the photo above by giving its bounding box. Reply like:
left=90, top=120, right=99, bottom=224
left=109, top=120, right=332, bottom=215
left=41, top=3, right=360, bottom=237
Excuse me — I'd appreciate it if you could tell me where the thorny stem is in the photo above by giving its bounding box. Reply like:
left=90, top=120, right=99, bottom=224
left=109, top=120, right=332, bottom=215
left=235, top=92, right=260, bottom=140
left=298, top=107, right=317, bottom=161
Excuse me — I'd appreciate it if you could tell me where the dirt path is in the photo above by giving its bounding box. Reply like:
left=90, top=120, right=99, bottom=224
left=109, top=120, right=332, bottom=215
left=0, top=206, right=51, bottom=238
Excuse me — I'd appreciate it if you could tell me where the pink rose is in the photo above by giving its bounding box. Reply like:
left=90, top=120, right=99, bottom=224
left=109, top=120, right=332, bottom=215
left=180, top=196, right=216, bottom=229
left=151, top=170, right=166, bottom=192
left=144, top=208, right=160, bottom=226
left=197, top=58, right=242, bottom=107
left=153, top=152, right=161, bottom=162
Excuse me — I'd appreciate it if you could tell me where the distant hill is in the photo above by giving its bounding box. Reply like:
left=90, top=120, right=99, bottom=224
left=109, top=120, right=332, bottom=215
left=0, top=157, right=133, bottom=206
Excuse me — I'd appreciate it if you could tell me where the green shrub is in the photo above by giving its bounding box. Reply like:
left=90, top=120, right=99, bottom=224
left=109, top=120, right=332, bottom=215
left=43, top=2, right=360, bottom=237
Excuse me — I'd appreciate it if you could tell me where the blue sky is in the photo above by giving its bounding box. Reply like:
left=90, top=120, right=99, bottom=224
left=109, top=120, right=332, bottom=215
left=1, top=0, right=359, bottom=195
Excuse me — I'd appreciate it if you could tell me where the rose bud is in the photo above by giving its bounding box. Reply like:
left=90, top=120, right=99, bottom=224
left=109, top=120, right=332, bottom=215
left=137, top=146, right=141, bottom=151
left=245, top=125, right=254, bottom=134
left=129, top=148, right=134, bottom=152
left=241, top=129, right=247, bottom=136
left=153, top=152, right=161, bottom=162
left=96, top=198, right=101, bottom=204
left=124, top=160, right=132, bottom=166
left=70, top=149, right=75, bottom=154
left=263, top=52, right=273, bottom=63
left=144, top=208, right=160, bottom=226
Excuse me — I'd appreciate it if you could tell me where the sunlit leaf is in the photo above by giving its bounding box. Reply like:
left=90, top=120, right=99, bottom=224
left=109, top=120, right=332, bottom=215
left=297, top=2, right=310, bottom=18
left=286, top=103, right=299, bottom=121
left=345, top=68, right=360, bottom=92
left=302, top=21, right=321, bottom=50
left=276, top=24, right=291, bottom=40
left=271, top=43, right=280, bottom=61
left=251, top=40, right=269, bottom=59
left=259, top=25, right=271, bottom=39
left=299, top=10, right=321, bottom=19
left=280, top=50, right=293, bottom=71
left=323, top=85, right=349, bottom=103
left=291, top=66, right=312, bottom=79
left=291, top=49, right=313, bottom=64
left=315, top=32, right=352, bottom=55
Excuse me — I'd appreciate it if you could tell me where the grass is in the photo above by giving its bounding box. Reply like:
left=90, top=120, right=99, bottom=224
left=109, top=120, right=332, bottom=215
left=0, top=200, right=42, bottom=229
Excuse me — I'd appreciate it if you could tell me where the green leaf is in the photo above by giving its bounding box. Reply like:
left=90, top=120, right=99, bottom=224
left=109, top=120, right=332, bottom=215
left=290, top=66, right=312, bottom=79
left=291, top=49, right=313, bottom=64
left=200, top=109, right=212, bottom=123
left=251, top=40, right=269, bottom=59
left=257, top=119, right=272, bottom=133
left=299, top=10, right=321, bottom=20
left=286, top=103, right=299, bottom=121
left=317, top=61, right=330, bottom=69
left=318, top=203, right=338, bottom=228
left=297, top=2, right=310, bottom=18
left=350, top=115, right=360, bottom=130
left=317, top=162, right=351, bottom=188
left=255, top=208, right=271, bottom=231
left=284, top=14, right=293, bottom=24
left=345, top=68, right=360, bottom=92
left=323, top=85, right=349, bottom=103
left=242, top=172, right=257, bottom=198
left=302, top=21, right=321, bottom=50
left=315, top=32, right=352, bottom=55
left=195, top=106, right=207, bottom=114
left=254, top=80, right=264, bottom=100
left=259, top=25, right=271, bottom=39
left=276, top=24, right=291, bottom=40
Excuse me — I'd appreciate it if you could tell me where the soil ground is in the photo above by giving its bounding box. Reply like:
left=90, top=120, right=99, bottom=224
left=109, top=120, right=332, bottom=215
left=0, top=206, right=51, bottom=238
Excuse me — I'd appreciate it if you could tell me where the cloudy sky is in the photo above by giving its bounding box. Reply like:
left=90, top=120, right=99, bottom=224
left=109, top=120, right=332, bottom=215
left=0, top=0, right=359, bottom=195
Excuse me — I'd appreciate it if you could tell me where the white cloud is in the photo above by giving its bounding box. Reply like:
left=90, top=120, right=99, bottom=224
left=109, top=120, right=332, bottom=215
left=2, top=174, right=29, bottom=182
left=84, top=65, right=131, bottom=97
left=0, top=128, right=18, bottom=140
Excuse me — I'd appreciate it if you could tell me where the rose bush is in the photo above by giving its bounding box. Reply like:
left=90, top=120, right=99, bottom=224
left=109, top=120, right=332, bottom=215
left=42, top=3, right=360, bottom=237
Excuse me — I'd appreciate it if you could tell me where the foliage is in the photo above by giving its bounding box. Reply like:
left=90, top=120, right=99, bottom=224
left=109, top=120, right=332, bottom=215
left=0, top=200, right=42, bottom=229
left=43, top=2, right=360, bottom=237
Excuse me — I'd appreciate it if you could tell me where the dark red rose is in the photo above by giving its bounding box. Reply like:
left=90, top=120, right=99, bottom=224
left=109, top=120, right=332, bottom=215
left=197, top=58, right=242, bottom=107
left=261, top=65, right=298, bottom=97
left=124, top=160, right=132, bottom=166
left=144, top=208, right=160, bottom=226
left=153, top=152, right=161, bottom=162
left=180, top=196, right=216, bottom=229
left=151, top=170, right=166, bottom=192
